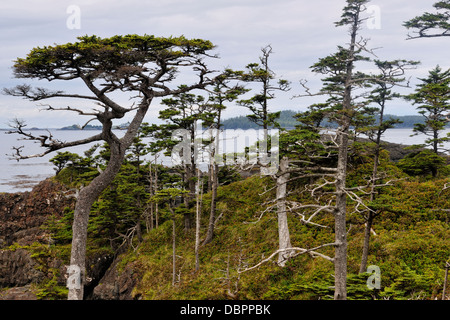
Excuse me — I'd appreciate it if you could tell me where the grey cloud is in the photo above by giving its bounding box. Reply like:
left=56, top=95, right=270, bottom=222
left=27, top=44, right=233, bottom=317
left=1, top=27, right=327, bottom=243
left=0, top=0, right=448, bottom=128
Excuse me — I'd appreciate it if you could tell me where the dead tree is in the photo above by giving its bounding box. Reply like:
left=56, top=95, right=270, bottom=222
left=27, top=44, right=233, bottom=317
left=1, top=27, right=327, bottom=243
left=275, top=156, right=293, bottom=266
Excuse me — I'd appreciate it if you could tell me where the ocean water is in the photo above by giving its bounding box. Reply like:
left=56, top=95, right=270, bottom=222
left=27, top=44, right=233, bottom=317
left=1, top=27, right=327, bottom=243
left=0, top=130, right=111, bottom=193
left=1, top=128, right=449, bottom=193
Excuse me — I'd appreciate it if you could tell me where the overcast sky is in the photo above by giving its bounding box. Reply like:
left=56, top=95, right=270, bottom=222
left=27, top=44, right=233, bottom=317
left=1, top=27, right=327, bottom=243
left=0, top=0, right=448, bottom=128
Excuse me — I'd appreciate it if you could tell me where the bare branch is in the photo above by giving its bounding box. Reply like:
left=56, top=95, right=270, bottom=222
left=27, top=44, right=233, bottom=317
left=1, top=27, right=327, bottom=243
left=239, top=243, right=337, bottom=273
left=6, top=118, right=103, bottom=160
left=39, top=104, right=99, bottom=117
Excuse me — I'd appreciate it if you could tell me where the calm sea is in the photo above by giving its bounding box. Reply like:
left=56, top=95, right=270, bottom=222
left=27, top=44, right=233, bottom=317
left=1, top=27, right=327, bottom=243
left=1, top=128, right=449, bottom=193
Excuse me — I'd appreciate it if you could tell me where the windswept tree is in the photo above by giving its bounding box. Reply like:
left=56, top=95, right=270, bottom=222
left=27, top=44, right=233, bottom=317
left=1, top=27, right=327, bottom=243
left=292, top=0, right=381, bottom=300
left=311, top=0, right=370, bottom=300
left=3, top=34, right=222, bottom=300
left=238, top=45, right=290, bottom=142
left=404, top=1, right=450, bottom=39
left=406, top=65, right=450, bottom=158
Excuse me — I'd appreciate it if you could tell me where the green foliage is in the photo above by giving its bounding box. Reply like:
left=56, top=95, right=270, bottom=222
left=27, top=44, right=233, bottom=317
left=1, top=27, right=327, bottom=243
left=44, top=207, right=74, bottom=244
left=217, top=165, right=242, bottom=185
left=405, top=65, right=450, bottom=153
left=24, top=242, right=69, bottom=300
left=404, top=0, right=450, bottom=38
left=143, top=91, right=218, bottom=157
left=380, top=264, right=436, bottom=300
left=397, top=149, right=446, bottom=177
left=263, top=272, right=380, bottom=300
left=89, top=162, right=149, bottom=248
left=49, top=151, right=82, bottom=174
left=37, top=151, right=450, bottom=300
left=237, top=45, right=290, bottom=130
left=34, top=277, right=68, bottom=300
left=12, top=34, right=215, bottom=82
left=113, top=171, right=450, bottom=300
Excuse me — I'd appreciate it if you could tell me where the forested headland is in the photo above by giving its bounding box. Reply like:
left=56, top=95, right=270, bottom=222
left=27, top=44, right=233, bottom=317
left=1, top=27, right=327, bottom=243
left=1, top=0, right=450, bottom=302
left=221, top=111, right=430, bottom=130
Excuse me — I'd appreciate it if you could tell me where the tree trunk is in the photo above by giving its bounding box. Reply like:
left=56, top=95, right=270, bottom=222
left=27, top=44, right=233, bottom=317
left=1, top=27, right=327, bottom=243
left=276, top=157, right=292, bottom=266
left=170, top=205, right=177, bottom=286
left=333, top=1, right=363, bottom=300
left=203, top=111, right=221, bottom=245
left=443, top=262, right=449, bottom=300
left=359, top=211, right=374, bottom=274
left=334, top=127, right=349, bottom=300
left=195, top=169, right=202, bottom=272
left=184, top=163, right=196, bottom=230
left=359, top=123, right=382, bottom=274
left=154, top=159, right=159, bottom=228
left=67, top=103, right=149, bottom=300
left=203, top=164, right=218, bottom=245
left=68, top=140, right=125, bottom=300
left=148, top=161, right=154, bottom=231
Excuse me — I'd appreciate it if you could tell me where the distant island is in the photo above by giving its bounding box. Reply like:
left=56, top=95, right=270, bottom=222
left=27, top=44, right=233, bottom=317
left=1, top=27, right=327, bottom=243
left=0, top=111, right=432, bottom=131
left=221, top=110, right=430, bottom=130
left=59, top=123, right=129, bottom=130
left=60, top=124, right=102, bottom=130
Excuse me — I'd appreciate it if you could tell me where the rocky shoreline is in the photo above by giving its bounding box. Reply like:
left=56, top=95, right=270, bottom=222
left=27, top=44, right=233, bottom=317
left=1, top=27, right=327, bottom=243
left=0, top=179, right=74, bottom=299
left=0, top=178, right=138, bottom=300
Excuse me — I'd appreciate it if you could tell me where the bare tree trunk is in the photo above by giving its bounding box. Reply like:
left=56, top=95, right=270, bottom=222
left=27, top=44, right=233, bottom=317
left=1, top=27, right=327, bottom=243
left=359, top=212, right=374, bottom=274
left=332, top=1, right=363, bottom=300
left=203, top=116, right=221, bottom=245
left=68, top=104, right=149, bottom=300
left=68, top=140, right=124, bottom=300
left=184, top=163, right=196, bottom=230
left=443, top=262, right=449, bottom=300
left=203, top=164, right=218, bottom=245
left=334, top=127, right=349, bottom=301
left=195, top=169, right=203, bottom=272
left=276, top=157, right=292, bottom=266
left=170, top=205, right=176, bottom=286
left=148, top=161, right=154, bottom=232
left=154, top=158, right=159, bottom=228
left=359, top=135, right=381, bottom=274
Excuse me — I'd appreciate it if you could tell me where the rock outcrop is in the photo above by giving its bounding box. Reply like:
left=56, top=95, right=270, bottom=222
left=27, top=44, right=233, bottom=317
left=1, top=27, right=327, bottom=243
left=0, top=178, right=74, bottom=299
left=0, top=248, right=45, bottom=288
left=91, top=256, right=138, bottom=300
left=0, top=178, right=75, bottom=248
left=0, top=178, right=121, bottom=300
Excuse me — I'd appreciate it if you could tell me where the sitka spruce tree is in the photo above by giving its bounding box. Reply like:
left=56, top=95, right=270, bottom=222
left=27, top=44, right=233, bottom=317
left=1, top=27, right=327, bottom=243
left=324, top=0, right=368, bottom=300
left=3, top=34, right=222, bottom=300
left=406, top=65, right=450, bottom=158
left=238, top=45, right=290, bottom=142
left=295, top=0, right=373, bottom=300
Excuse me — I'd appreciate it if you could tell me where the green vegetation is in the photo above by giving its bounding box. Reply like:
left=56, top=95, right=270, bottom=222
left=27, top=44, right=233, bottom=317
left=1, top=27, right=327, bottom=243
left=33, top=137, right=449, bottom=300
left=4, top=0, right=450, bottom=301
